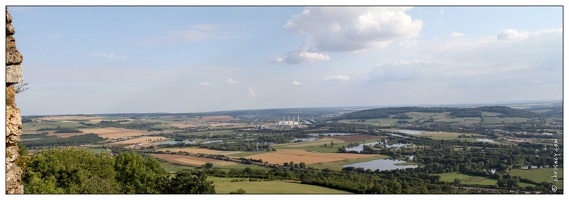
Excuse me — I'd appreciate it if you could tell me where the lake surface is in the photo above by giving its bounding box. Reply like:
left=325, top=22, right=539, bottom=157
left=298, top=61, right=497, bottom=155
left=345, top=141, right=414, bottom=152
left=476, top=139, right=496, bottom=143
left=345, top=141, right=381, bottom=152
left=308, top=133, right=357, bottom=137
left=201, top=140, right=223, bottom=144
left=394, top=129, right=432, bottom=135
left=386, top=133, right=411, bottom=139
left=290, top=138, right=318, bottom=142
left=159, top=141, right=195, bottom=145
left=344, top=159, right=418, bottom=171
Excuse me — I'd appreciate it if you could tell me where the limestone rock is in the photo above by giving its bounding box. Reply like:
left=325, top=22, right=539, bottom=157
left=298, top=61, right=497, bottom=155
left=6, top=23, right=15, bottom=35
left=6, top=35, right=23, bottom=66
left=6, top=7, right=12, bottom=24
left=5, top=7, right=24, bottom=194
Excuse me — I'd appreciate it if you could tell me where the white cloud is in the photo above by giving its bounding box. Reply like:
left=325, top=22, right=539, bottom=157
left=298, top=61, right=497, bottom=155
left=325, top=75, right=351, bottom=81
left=284, top=7, right=423, bottom=52
left=399, top=39, right=418, bottom=48
left=270, top=56, right=283, bottom=63
left=198, top=82, right=210, bottom=86
left=90, top=52, right=127, bottom=60
left=292, top=81, right=302, bottom=85
left=248, top=89, right=257, bottom=97
left=226, top=78, right=239, bottom=85
left=284, top=49, right=330, bottom=64
left=497, top=29, right=529, bottom=40
left=451, top=32, right=464, bottom=38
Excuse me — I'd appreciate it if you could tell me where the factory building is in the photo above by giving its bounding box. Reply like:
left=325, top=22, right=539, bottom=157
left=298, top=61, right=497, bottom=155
left=278, top=115, right=300, bottom=126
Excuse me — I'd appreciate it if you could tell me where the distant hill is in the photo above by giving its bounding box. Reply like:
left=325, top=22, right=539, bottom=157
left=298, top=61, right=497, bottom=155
left=331, top=106, right=543, bottom=121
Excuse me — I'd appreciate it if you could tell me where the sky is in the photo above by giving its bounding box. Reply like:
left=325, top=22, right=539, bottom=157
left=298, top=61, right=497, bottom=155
left=7, top=6, right=563, bottom=115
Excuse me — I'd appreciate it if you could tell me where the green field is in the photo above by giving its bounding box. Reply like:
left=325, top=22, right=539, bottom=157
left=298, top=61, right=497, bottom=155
left=435, top=172, right=497, bottom=186
left=435, top=172, right=535, bottom=187
left=510, top=168, right=563, bottom=189
left=215, top=165, right=271, bottom=171
left=308, top=155, right=391, bottom=171
left=208, top=177, right=351, bottom=194
left=482, top=117, right=529, bottom=124
left=160, top=162, right=197, bottom=173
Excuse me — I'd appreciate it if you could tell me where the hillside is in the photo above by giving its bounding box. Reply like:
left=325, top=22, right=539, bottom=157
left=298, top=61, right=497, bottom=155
left=332, top=106, right=543, bottom=121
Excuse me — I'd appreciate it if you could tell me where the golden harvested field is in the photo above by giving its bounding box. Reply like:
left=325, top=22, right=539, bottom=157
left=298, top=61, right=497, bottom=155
left=159, top=147, right=243, bottom=156
left=245, top=150, right=377, bottom=165
left=149, top=154, right=239, bottom=166
left=81, top=128, right=161, bottom=139
left=109, top=136, right=168, bottom=145
left=329, top=135, right=385, bottom=142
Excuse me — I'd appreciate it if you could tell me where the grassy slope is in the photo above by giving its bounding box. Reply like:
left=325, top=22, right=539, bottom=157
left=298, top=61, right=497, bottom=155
left=510, top=168, right=563, bottom=189
left=435, top=172, right=535, bottom=187
left=208, top=177, right=351, bottom=194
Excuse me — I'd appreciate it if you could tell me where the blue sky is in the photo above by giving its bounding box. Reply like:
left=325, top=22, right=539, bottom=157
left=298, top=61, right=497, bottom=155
left=7, top=6, right=563, bottom=115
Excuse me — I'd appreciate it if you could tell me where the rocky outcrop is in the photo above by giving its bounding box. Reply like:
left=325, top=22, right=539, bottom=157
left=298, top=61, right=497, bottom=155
left=6, top=7, right=24, bottom=194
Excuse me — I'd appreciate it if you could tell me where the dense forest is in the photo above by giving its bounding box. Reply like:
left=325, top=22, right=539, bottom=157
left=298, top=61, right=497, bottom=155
left=20, top=134, right=105, bottom=148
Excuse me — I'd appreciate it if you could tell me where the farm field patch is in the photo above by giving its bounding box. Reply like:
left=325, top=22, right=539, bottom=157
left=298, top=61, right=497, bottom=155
left=208, top=177, right=350, bottom=194
left=158, top=147, right=244, bottom=156
left=149, top=154, right=240, bottom=167
left=80, top=127, right=161, bottom=139
left=308, top=155, right=391, bottom=171
left=245, top=150, right=377, bottom=165
left=510, top=168, right=563, bottom=189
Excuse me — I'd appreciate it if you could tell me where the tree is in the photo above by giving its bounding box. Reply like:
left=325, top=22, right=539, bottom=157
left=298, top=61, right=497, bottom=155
left=162, top=170, right=215, bottom=194
left=113, top=152, right=167, bottom=194
left=299, top=162, right=306, bottom=169
left=203, top=162, right=214, bottom=168
left=21, top=148, right=119, bottom=194
left=453, top=179, right=461, bottom=186
left=230, top=188, right=246, bottom=194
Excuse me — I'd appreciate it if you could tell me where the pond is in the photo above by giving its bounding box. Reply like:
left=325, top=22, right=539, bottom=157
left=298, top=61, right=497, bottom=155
left=394, top=129, right=432, bottom=135
left=385, top=143, right=414, bottom=148
left=201, top=140, right=224, bottom=144
left=308, top=133, right=357, bottom=137
left=386, top=133, right=411, bottom=139
left=345, top=141, right=380, bottom=152
left=345, top=140, right=414, bottom=152
left=344, top=159, right=418, bottom=171
left=290, top=138, right=318, bottom=142
left=159, top=140, right=195, bottom=145
left=476, top=139, right=496, bottom=143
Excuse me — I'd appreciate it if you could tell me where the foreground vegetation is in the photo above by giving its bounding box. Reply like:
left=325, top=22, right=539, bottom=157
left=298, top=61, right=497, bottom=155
left=208, top=177, right=350, bottom=194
